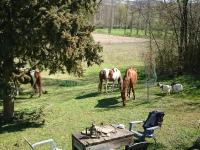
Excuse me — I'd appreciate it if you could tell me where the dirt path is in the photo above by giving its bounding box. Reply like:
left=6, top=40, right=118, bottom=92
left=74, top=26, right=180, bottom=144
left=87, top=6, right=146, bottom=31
left=92, top=33, right=149, bottom=44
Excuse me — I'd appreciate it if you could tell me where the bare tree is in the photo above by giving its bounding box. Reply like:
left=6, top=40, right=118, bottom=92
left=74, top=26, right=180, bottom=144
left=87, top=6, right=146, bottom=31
left=108, top=0, right=114, bottom=33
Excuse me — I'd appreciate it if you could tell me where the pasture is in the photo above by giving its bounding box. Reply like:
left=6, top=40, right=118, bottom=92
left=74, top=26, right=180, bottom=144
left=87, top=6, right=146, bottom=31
left=0, top=34, right=200, bottom=150
left=94, top=28, right=164, bottom=38
left=94, top=28, right=147, bottom=37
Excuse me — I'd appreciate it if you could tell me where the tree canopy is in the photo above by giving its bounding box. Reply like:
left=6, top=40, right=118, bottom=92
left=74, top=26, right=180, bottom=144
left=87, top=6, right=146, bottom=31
left=0, top=0, right=103, bottom=119
left=0, top=0, right=103, bottom=77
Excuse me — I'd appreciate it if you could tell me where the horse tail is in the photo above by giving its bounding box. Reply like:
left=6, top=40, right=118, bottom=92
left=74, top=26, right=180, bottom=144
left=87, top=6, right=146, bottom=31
left=98, top=70, right=106, bottom=92
left=124, top=68, right=130, bottom=78
left=98, top=71, right=102, bottom=92
left=34, top=71, right=42, bottom=96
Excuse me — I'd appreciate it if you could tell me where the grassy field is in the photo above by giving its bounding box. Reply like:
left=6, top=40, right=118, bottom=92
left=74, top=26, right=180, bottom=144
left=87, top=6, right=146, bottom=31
left=94, top=28, right=165, bottom=39
left=0, top=41, right=200, bottom=150
left=94, top=28, right=149, bottom=38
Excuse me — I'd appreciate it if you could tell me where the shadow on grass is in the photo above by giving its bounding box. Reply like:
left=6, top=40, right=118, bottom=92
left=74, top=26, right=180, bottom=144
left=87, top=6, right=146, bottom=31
left=76, top=92, right=99, bottom=100
left=14, top=91, right=33, bottom=101
left=43, top=78, right=84, bottom=87
left=187, top=136, right=200, bottom=150
left=95, top=97, right=121, bottom=108
left=126, top=141, right=166, bottom=150
left=134, top=100, right=152, bottom=107
left=154, top=93, right=167, bottom=97
left=0, top=108, right=45, bottom=133
left=0, top=99, right=2, bottom=106
left=183, top=101, right=200, bottom=112
left=147, top=142, right=167, bottom=150
left=130, top=98, right=161, bottom=107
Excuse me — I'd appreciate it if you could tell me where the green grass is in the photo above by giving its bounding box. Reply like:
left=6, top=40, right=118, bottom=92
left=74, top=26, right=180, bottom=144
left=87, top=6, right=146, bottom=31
left=94, top=28, right=165, bottom=38
left=0, top=42, right=200, bottom=150
left=94, top=28, right=147, bottom=38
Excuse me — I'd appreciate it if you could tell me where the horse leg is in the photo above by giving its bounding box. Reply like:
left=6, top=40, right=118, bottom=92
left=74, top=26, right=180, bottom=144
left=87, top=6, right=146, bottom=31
left=36, top=83, right=42, bottom=97
left=105, top=80, right=108, bottom=93
left=123, top=91, right=127, bottom=106
left=36, top=76, right=42, bottom=97
left=14, top=80, right=20, bottom=96
left=128, top=87, right=131, bottom=99
left=132, top=86, right=135, bottom=100
left=123, top=100, right=126, bottom=106
left=30, top=83, right=36, bottom=98
left=38, top=86, right=42, bottom=97
left=98, top=79, right=103, bottom=93
left=112, top=81, right=115, bottom=92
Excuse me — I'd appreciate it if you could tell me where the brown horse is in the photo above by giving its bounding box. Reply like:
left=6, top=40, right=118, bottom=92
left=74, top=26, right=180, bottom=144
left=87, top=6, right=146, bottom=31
left=120, top=68, right=138, bottom=106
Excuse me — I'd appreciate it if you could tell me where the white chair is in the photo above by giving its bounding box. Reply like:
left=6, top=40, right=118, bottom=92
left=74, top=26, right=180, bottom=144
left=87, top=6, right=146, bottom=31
left=24, top=137, right=62, bottom=150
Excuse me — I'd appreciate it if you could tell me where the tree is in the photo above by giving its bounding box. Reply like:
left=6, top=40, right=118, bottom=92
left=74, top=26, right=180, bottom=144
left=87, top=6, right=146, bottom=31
left=154, top=0, right=200, bottom=75
left=108, top=0, right=114, bottom=33
left=0, top=0, right=103, bottom=120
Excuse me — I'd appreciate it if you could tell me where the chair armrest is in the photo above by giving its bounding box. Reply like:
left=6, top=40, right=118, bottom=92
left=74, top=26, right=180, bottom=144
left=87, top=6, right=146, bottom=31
left=130, top=121, right=144, bottom=124
left=146, top=126, right=160, bottom=131
left=32, top=139, right=57, bottom=149
left=129, top=121, right=145, bottom=131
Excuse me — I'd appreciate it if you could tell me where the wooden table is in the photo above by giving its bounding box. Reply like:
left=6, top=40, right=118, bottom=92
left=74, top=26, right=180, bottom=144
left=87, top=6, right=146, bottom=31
left=72, top=125, right=134, bottom=150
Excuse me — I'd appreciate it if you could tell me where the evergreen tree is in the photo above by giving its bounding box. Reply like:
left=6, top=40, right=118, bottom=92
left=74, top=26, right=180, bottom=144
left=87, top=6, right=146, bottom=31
left=0, top=0, right=103, bottom=120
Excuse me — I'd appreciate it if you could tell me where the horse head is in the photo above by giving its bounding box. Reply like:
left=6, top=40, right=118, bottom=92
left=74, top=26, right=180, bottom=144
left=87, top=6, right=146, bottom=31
left=120, top=77, right=128, bottom=106
left=118, top=76, right=123, bottom=90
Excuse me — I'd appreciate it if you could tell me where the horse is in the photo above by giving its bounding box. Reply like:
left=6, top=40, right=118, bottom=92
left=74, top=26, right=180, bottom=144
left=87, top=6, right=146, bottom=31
left=13, top=68, right=45, bottom=97
left=98, top=67, right=122, bottom=93
left=120, top=67, right=138, bottom=106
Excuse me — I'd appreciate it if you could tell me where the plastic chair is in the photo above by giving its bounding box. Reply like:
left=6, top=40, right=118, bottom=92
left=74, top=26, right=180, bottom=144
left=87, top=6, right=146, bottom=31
left=24, top=137, right=62, bottom=150
left=128, top=110, right=165, bottom=144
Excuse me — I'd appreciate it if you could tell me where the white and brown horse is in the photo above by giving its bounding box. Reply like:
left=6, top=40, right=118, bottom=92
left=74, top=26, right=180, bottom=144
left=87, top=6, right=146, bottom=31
left=120, top=68, right=138, bottom=106
left=13, top=68, right=45, bottom=97
left=98, top=68, right=122, bottom=93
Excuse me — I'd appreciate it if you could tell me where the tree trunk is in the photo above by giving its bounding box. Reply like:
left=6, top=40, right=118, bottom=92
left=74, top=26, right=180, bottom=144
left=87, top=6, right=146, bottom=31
left=124, top=0, right=129, bottom=35
left=3, top=96, right=14, bottom=121
left=178, top=0, right=188, bottom=72
left=130, top=8, right=134, bottom=35
left=108, top=0, right=114, bottom=34
left=2, top=82, right=15, bottom=121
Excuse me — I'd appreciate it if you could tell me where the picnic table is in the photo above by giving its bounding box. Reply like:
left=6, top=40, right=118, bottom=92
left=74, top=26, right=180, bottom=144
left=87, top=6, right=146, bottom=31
left=72, top=125, right=134, bottom=150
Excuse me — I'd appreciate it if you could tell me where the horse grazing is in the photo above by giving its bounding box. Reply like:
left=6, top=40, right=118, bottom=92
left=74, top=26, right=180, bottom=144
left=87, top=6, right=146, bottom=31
left=120, top=68, right=138, bottom=106
left=13, top=68, right=45, bottom=97
left=98, top=68, right=122, bottom=93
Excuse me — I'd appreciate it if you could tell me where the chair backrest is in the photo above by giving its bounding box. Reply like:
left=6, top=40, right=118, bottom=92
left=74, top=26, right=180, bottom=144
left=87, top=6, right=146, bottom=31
left=143, top=110, right=165, bottom=129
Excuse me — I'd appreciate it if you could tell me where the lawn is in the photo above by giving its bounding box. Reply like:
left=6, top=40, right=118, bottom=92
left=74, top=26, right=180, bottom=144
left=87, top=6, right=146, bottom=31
left=94, top=28, right=165, bottom=39
left=94, top=28, right=147, bottom=38
left=0, top=41, right=200, bottom=150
